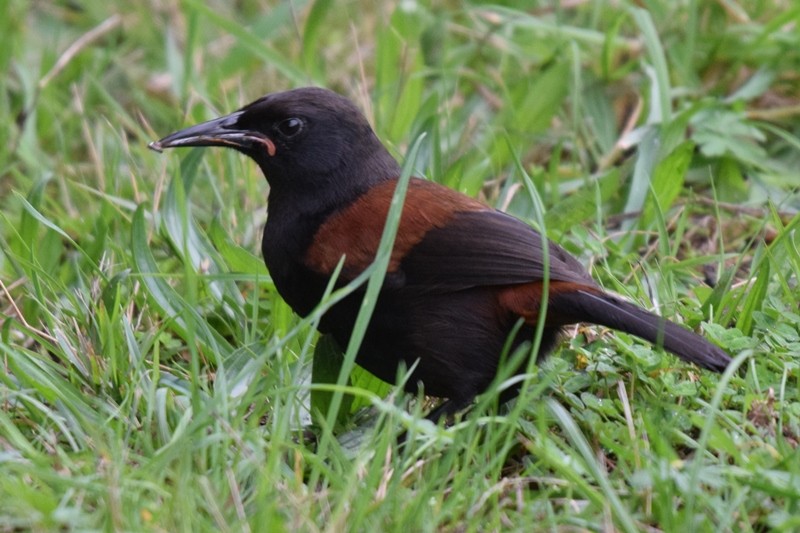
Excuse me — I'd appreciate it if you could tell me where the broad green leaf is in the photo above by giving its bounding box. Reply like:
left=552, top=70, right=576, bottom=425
left=640, top=141, right=694, bottom=229
left=208, top=218, right=268, bottom=276
left=545, top=169, right=622, bottom=232
left=509, top=60, right=570, bottom=135
left=737, top=261, right=770, bottom=336
left=310, top=334, right=352, bottom=424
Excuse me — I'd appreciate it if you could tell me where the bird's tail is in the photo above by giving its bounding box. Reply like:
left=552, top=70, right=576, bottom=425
left=551, top=289, right=731, bottom=372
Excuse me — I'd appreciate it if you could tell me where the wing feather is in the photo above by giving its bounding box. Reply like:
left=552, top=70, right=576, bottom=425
left=398, top=210, right=597, bottom=291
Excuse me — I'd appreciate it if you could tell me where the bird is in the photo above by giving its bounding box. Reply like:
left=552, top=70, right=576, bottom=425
left=149, top=87, right=731, bottom=421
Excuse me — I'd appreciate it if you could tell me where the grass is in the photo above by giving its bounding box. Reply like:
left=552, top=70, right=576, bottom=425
left=2, top=0, right=800, bottom=530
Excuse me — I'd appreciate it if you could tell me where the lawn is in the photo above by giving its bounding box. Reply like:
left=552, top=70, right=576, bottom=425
left=1, top=1, right=799, bottom=531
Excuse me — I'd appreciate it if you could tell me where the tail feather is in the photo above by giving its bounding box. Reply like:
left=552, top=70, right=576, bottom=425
left=551, top=289, right=730, bottom=372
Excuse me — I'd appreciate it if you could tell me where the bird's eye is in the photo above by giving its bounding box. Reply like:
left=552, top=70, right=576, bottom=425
left=276, top=117, right=305, bottom=138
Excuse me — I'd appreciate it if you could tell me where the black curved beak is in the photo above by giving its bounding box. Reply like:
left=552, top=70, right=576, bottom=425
left=149, top=111, right=274, bottom=155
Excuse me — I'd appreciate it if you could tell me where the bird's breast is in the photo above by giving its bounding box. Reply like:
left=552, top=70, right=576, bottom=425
left=262, top=214, right=330, bottom=317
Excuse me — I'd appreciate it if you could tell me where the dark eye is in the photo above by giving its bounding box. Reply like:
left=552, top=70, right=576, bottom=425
left=275, top=117, right=304, bottom=138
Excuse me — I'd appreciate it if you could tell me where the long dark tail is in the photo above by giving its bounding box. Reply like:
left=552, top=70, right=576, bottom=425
left=551, top=289, right=731, bottom=372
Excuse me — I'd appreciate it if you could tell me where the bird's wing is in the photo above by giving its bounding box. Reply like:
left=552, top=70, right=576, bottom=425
left=397, top=209, right=597, bottom=291
left=304, top=178, right=596, bottom=291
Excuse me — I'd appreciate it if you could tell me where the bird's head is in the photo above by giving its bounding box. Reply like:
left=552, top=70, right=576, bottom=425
left=150, top=87, right=400, bottom=202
